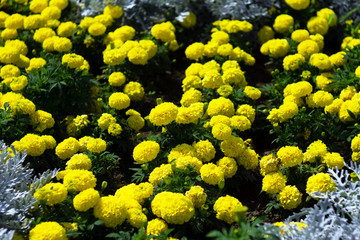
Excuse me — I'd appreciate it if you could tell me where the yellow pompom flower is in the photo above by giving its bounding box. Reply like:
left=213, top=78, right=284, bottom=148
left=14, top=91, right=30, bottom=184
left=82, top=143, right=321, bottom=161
left=173, top=156, right=203, bottom=173
left=30, top=0, right=48, bottom=13
left=88, top=22, right=106, bottom=36
left=351, top=134, right=360, bottom=152
left=303, top=140, right=328, bottom=163
left=18, top=134, right=47, bottom=157
left=260, top=154, right=280, bottom=176
left=180, top=88, right=202, bottom=107
left=260, top=39, right=290, bottom=58
left=236, top=104, right=256, bottom=123
left=329, top=51, right=346, bottom=67
left=175, top=103, right=204, bottom=124
left=285, top=0, right=310, bottom=10
left=306, top=173, right=336, bottom=195
left=97, top=113, right=116, bottom=130
left=277, top=185, right=302, bottom=210
left=49, top=0, right=68, bottom=10
left=108, top=123, right=122, bottom=136
left=123, top=81, right=145, bottom=101
left=149, top=164, right=173, bottom=185
left=200, top=163, right=225, bottom=185
left=62, top=53, right=84, bottom=69
left=185, top=42, right=204, bottom=61
left=133, top=141, right=160, bottom=164
left=185, top=186, right=207, bottom=208
left=339, top=100, right=360, bottom=122
left=307, top=16, right=329, bottom=35
left=103, top=48, right=126, bottom=65
left=244, top=86, right=261, bottom=100
left=217, top=157, right=238, bottom=178
left=262, top=172, right=287, bottom=194
left=257, top=25, right=275, bottom=44
left=1, top=28, right=18, bottom=40
left=283, top=54, right=305, bottom=71
left=236, top=148, right=259, bottom=170
left=66, top=153, right=92, bottom=170
left=309, top=53, right=331, bottom=71
left=315, top=73, right=333, bottom=91
left=317, top=8, right=337, bottom=27
left=230, top=115, right=251, bottom=131
left=202, top=69, right=223, bottom=89
left=291, top=29, right=310, bottom=42
left=283, top=81, right=313, bottom=98
left=207, top=97, right=235, bottom=117
left=63, top=169, right=97, bottom=191
left=211, top=31, right=229, bottom=45
left=57, top=22, right=77, bottom=37
left=312, top=90, right=333, bottom=107
left=146, top=218, right=168, bottom=236
left=26, top=57, right=47, bottom=73
left=297, top=39, right=320, bottom=59
left=322, top=152, right=344, bottom=169
left=34, top=183, right=67, bottom=206
left=29, top=222, right=67, bottom=240
left=73, top=188, right=100, bottom=212
left=104, top=5, right=123, bottom=19
left=217, top=43, right=233, bottom=57
left=213, top=195, right=243, bottom=224
left=273, top=14, right=294, bottom=34
left=127, top=47, right=149, bottom=65
left=10, top=75, right=28, bottom=91
left=149, top=102, right=178, bottom=126
left=212, top=123, right=232, bottom=141
left=108, top=72, right=126, bottom=87
left=108, top=92, right=131, bottom=110
left=151, top=22, right=175, bottom=43
left=193, top=140, right=216, bottom=162
left=93, top=195, right=126, bottom=228
left=277, top=146, right=303, bottom=168
left=220, top=136, right=246, bottom=157
left=86, top=138, right=106, bottom=153
left=167, top=143, right=197, bottom=162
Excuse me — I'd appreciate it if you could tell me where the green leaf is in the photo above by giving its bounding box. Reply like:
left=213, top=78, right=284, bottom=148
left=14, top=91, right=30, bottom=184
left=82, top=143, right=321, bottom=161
left=105, top=233, right=121, bottom=238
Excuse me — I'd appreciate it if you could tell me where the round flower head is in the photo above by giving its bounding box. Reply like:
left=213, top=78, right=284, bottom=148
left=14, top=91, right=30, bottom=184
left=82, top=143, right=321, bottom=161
left=202, top=69, right=223, bottom=89
left=133, top=141, right=160, bottom=164
left=351, top=135, right=360, bottom=152
left=257, top=25, right=275, bottom=44
left=306, top=173, right=336, bottom=196
left=200, top=163, right=224, bottom=185
left=283, top=81, right=313, bottom=98
left=303, top=140, right=328, bottom=163
left=185, top=42, right=204, bottom=61
left=151, top=191, right=195, bottom=224
left=93, top=195, right=126, bottom=228
left=324, top=98, right=344, bottom=115
left=204, top=41, right=219, bottom=58
left=297, top=39, right=320, bottom=59
left=29, top=222, right=67, bottom=240
left=309, top=53, right=331, bottom=71
left=277, top=185, right=302, bottom=210
left=213, top=195, right=243, bottom=224
left=283, top=54, right=305, bottom=71
left=149, top=164, right=173, bottom=185
left=322, top=152, right=344, bottom=169
left=146, top=218, right=168, bottom=236
left=260, top=154, right=280, bottom=176
left=185, top=186, right=207, bottom=208
left=34, top=182, right=67, bottom=206
left=103, top=48, right=126, bottom=65
left=230, top=115, right=251, bottom=131
left=151, top=22, right=175, bottom=42
left=312, top=90, right=333, bottom=107
left=73, top=188, right=100, bottom=212
left=207, top=97, right=235, bottom=117
left=128, top=47, right=149, bottom=65
left=88, top=22, right=106, bottom=36
left=217, top=157, right=238, bottom=178
left=18, top=134, right=46, bottom=157
left=262, top=172, right=287, bottom=194
left=307, top=16, right=329, bottom=35
left=173, top=156, right=203, bottom=173
left=104, top=5, right=123, bottom=19
left=211, top=31, right=229, bottom=45
left=62, top=53, right=84, bottom=69
left=339, top=100, right=360, bottom=122
left=123, top=81, right=145, bottom=101
left=317, top=8, right=337, bottom=27
left=86, top=138, right=106, bottom=153
left=291, top=29, right=310, bottom=42
left=108, top=92, right=131, bottom=110
left=63, top=169, right=96, bottom=192
left=244, top=86, right=261, bottom=100
left=108, top=72, right=126, bottom=87
left=285, top=0, right=310, bottom=10
left=66, top=153, right=92, bottom=170
left=212, top=123, right=232, bottom=140
left=277, top=146, right=303, bottom=168
left=149, top=102, right=178, bottom=126
left=180, top=88, right=202, bottom=107
left=49, top=0, right=69, bottom=10
left=236, top=148, right=259, bottom=170
left=273, top=14, right=294, bottom=34
left=10, top=75, right=28, bottom=91
left=260, top=38, right=290, bottom=58
left=182, top=75, right=202, bottom=92
left=193, top=140, right=216, bottom=162
left=1, top=28, right=18, bottom=40
left=220, top=136, right=246, bottom=157
left=97, top=113, right=116, bottom=130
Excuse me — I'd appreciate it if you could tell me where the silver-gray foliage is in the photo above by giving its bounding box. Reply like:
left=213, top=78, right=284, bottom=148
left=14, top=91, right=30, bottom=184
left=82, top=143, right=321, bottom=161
left=264, top=162, right=360, bottom=240
left=0, top=141, right=58, bottom=240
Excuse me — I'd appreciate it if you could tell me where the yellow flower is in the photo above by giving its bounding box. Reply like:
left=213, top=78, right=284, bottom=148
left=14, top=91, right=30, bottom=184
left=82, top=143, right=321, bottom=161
left=86, top=138, right=106, bottom=153
left=123, top=81, right=145, bottom=101
left=185, top=42, right=204, bottom=61
left=207, top=97, right=235, bottom=117
left=133, top=141, right=160, bottom=164
left=297, top=39, right=320, bottom=59
left=193, top=140, right=216, bottom=163
left=260, top=154, right=280, bottom=176
left=63, top=169, right=97, bottom=192
left=108, top=92, right=131, bottom=110
left=149, top=164, right=173, bottom=185
left=34, top=183, right=67, bottom=206
left=66, top=153, right=92, bottom=170
left=93, top=195, right=126, bottom=228
left=146, top=218, right=168, bottom=236
left=217, top=157, right=238, bottom=178
left=213, top=195, right=243, bottom=224
left=283, top=54, right=305, bottom=71
left=220, top=136, right=246, bottom=157
left=29, top=222, right=67, bottom=240
left=260, top=39, right=290, bottom=58
left=277, top=146, right=303, bottom=168
left=277, top=185, right=302, bottom=210
left=306, top=173, right=336, bottom=196
left=73, top=188, right=100, bottom=212
left=312, top=90, right=333, bottom=107
left=273, top=14, right=294, bottom=34
left=262, top=172, right=287, bottom=194
left=200, top=163, right=225, bottom=185
left=244, top=86, right=261, bottom=100
left=257, top=25, right=274, bottom=44
left=291, top=29, right=310, bottom=42
left=103, top=5, right=123, bottom=19
left=185, top=186, right=207, bottom=208
left=212, top=123, right=232, bottom=140
left=236, top=148, right=258, bottom=170
left=149, top=102, right=178, bottom=126
left=285, top=0, right=310, bottom=10
left=309, top=53, right=331, bottom=71
left=88, top=22, right=106, bottom=36
left=317, top=8, right=337, bottom=27
left=323, top=152, right=344, bottom=169
left=303, top=140, right=328, bottom=163
left=307, top=16, right=329, bottom=35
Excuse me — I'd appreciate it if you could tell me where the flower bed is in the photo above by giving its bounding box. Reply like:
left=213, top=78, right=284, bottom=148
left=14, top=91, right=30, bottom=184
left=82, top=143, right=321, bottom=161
left=1, top=0, right=360, bottom=239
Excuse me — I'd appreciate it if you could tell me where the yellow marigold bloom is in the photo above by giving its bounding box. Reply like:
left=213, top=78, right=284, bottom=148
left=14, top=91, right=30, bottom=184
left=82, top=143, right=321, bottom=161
left=213, top=195, right=243, bottom=224
left=146, top=218, right=168, bottom=236
left=217, top=156, right=238, bottom=178
left=309, top=53, right=331, bottom=71
left=51, top=37, right=72, bottom=52
left=323, top=152, right=344, bottom=169
left=324, top=98, right=343, bottom=115
left=355, top=66, right=360, bottom=79
left=57, top=21, right=76, bottom=37
left=86, top=138, right=106, bottom=153
left=339, top=99, right=360, bottom=122
left=352, top=152, right=360, bottom=162
left=88, top=22, right=106, bottom=36
left=111, top=25, right=136, bottom=42
left=17, top=134, right=46, bottom=157
left=297, top=39, right=320, bottom=59
left=49, top=0, right=68, bottom=10
left=200, top=60, right=220, bottom=77
left=236, top=104, right=255, bottom=123
left=5, top=13, right=24, bottom=29
left=193, top=140, right=215, bottom=163
left=107, top=123, right=122, bottom=136
left=94, top=14, right=113, bottom=27
left=73, top=188, right=100, bottom=212
left=173, top=155, right=203, bottom=173
left=312, top=90, right=333, bottom=107
left=29, top=222, right=67, bottom=240
left=66, top=153, right=92, bottom=170
left=139, top=39, right=157, bottom=59
left=167, top=143, right=197, bottom=162
left=221, top=136, right=246, bottom=157
left=180, top=88, right=202, bottom=107
left=108, top=71, right=126, bottom=87
left=103, top=48, right=126, bottom=65
left=211, top=31, right=229, bottom=45
left=307, top=16, right=329, bottom=35
left=63, top=169, right=96, bottom=191
left=79, top=17, right=95, bottom=30
left=30, top=110, right=55, bottom=132
left=315, top=73, right=333, bottom=91
left=351, top=134, right=360, bottom=152
left=26, top=57, right=47, bottom=73
left=151, top=191, right=194, bottom=224
left=133, top=140, right=160, bottom=164
left=34, top=182, right=67, bottom=206
left=200, top=163, right=224, bottom=185
left=244, top=86, right=261, bottom=100
left=33, top=27, right=56, bottom=43
left=257, top=25, right=274, bottom=44
left=9, top=75, right=28, bottom=91
left=149, top=102, right=178, bottom=126
left=217, top=43, right=233, bottom=56
left=273, top=14, right=294, bottom=34
left=177, top=11, right=196, bottom=28
left=151, top=22, right=175, bottom=42
left=115, top=183, right=153, bottom=205
left=202, top=69, right=223, bottom=89
left=185, top=186, right=207, bottom=208
left=236, top=148, right=258, bottom=170
left=108, top=92, right=130, bottom=110
left=127, top=115, right=144, bottom=131
left=94, top=195, right=126, bottom=228
left=207, top=97, right=235, bottom=117
left=260, top=154, right=280, bottom=176
left=283, top=53, right=305, bottom=71
left=175, top=103, right=203, bottom=124
left=127, top=208, right=147, bottom=228
left=340, top=85, right=357, bottom=101
left=104, top=5, right=123, bottom=19
left=291, top=29, right=310, bottom=42
left=221, top=60, right=239, bottom=71
left=212, top=123, right=232, bottom=141
left=277, top=146, right=303, bottom=168
left=123, top=81, right=145, bottom=101
left=260, top=38, right=290, bottom=58
left=262, top=172, right=287, bottom=194
left=97, top=113, right=116, bottom=130
left=329, top=51, right=346, bottom=67
left=283, top=81, right=313, bottom=98
left=0, top=11, right=9, bottom=28
left=210, top=115, right=231, bottom=127
left=277, top=185, right=302, bottom=210
left=216, top=84, right=233, bottom=97
left=203, top=41, right=219, bottom=58
left=310, top=33, right=324, bottom=50
left=182, top=75, right=202, bottom=92
left=127, top=47, right=149, bottom=65
left=317, top=8, right=337, bottom=27
left=41, top=6, right=61, bottom=21
left=55, top=137, right=80, bottom=160
left=30, top=0, right=48, bottom=13
left=303, top=140, right=328, bottom=163
left=1, top=28, right=18, bottom=40
left=230, top=115, right=251, bottom=131
left=285, top=0, right=310, bottom=10
left=61, top=53, right=83, bottom=69
left=41, top=135, right=57, bottom=149
left=306, top=173, right=336, bottom=195
left=185, top=42, right=204, bottom=61
left=149, top=164, right=173, bottom=185
left=5, top=39, right=28, bottom=55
